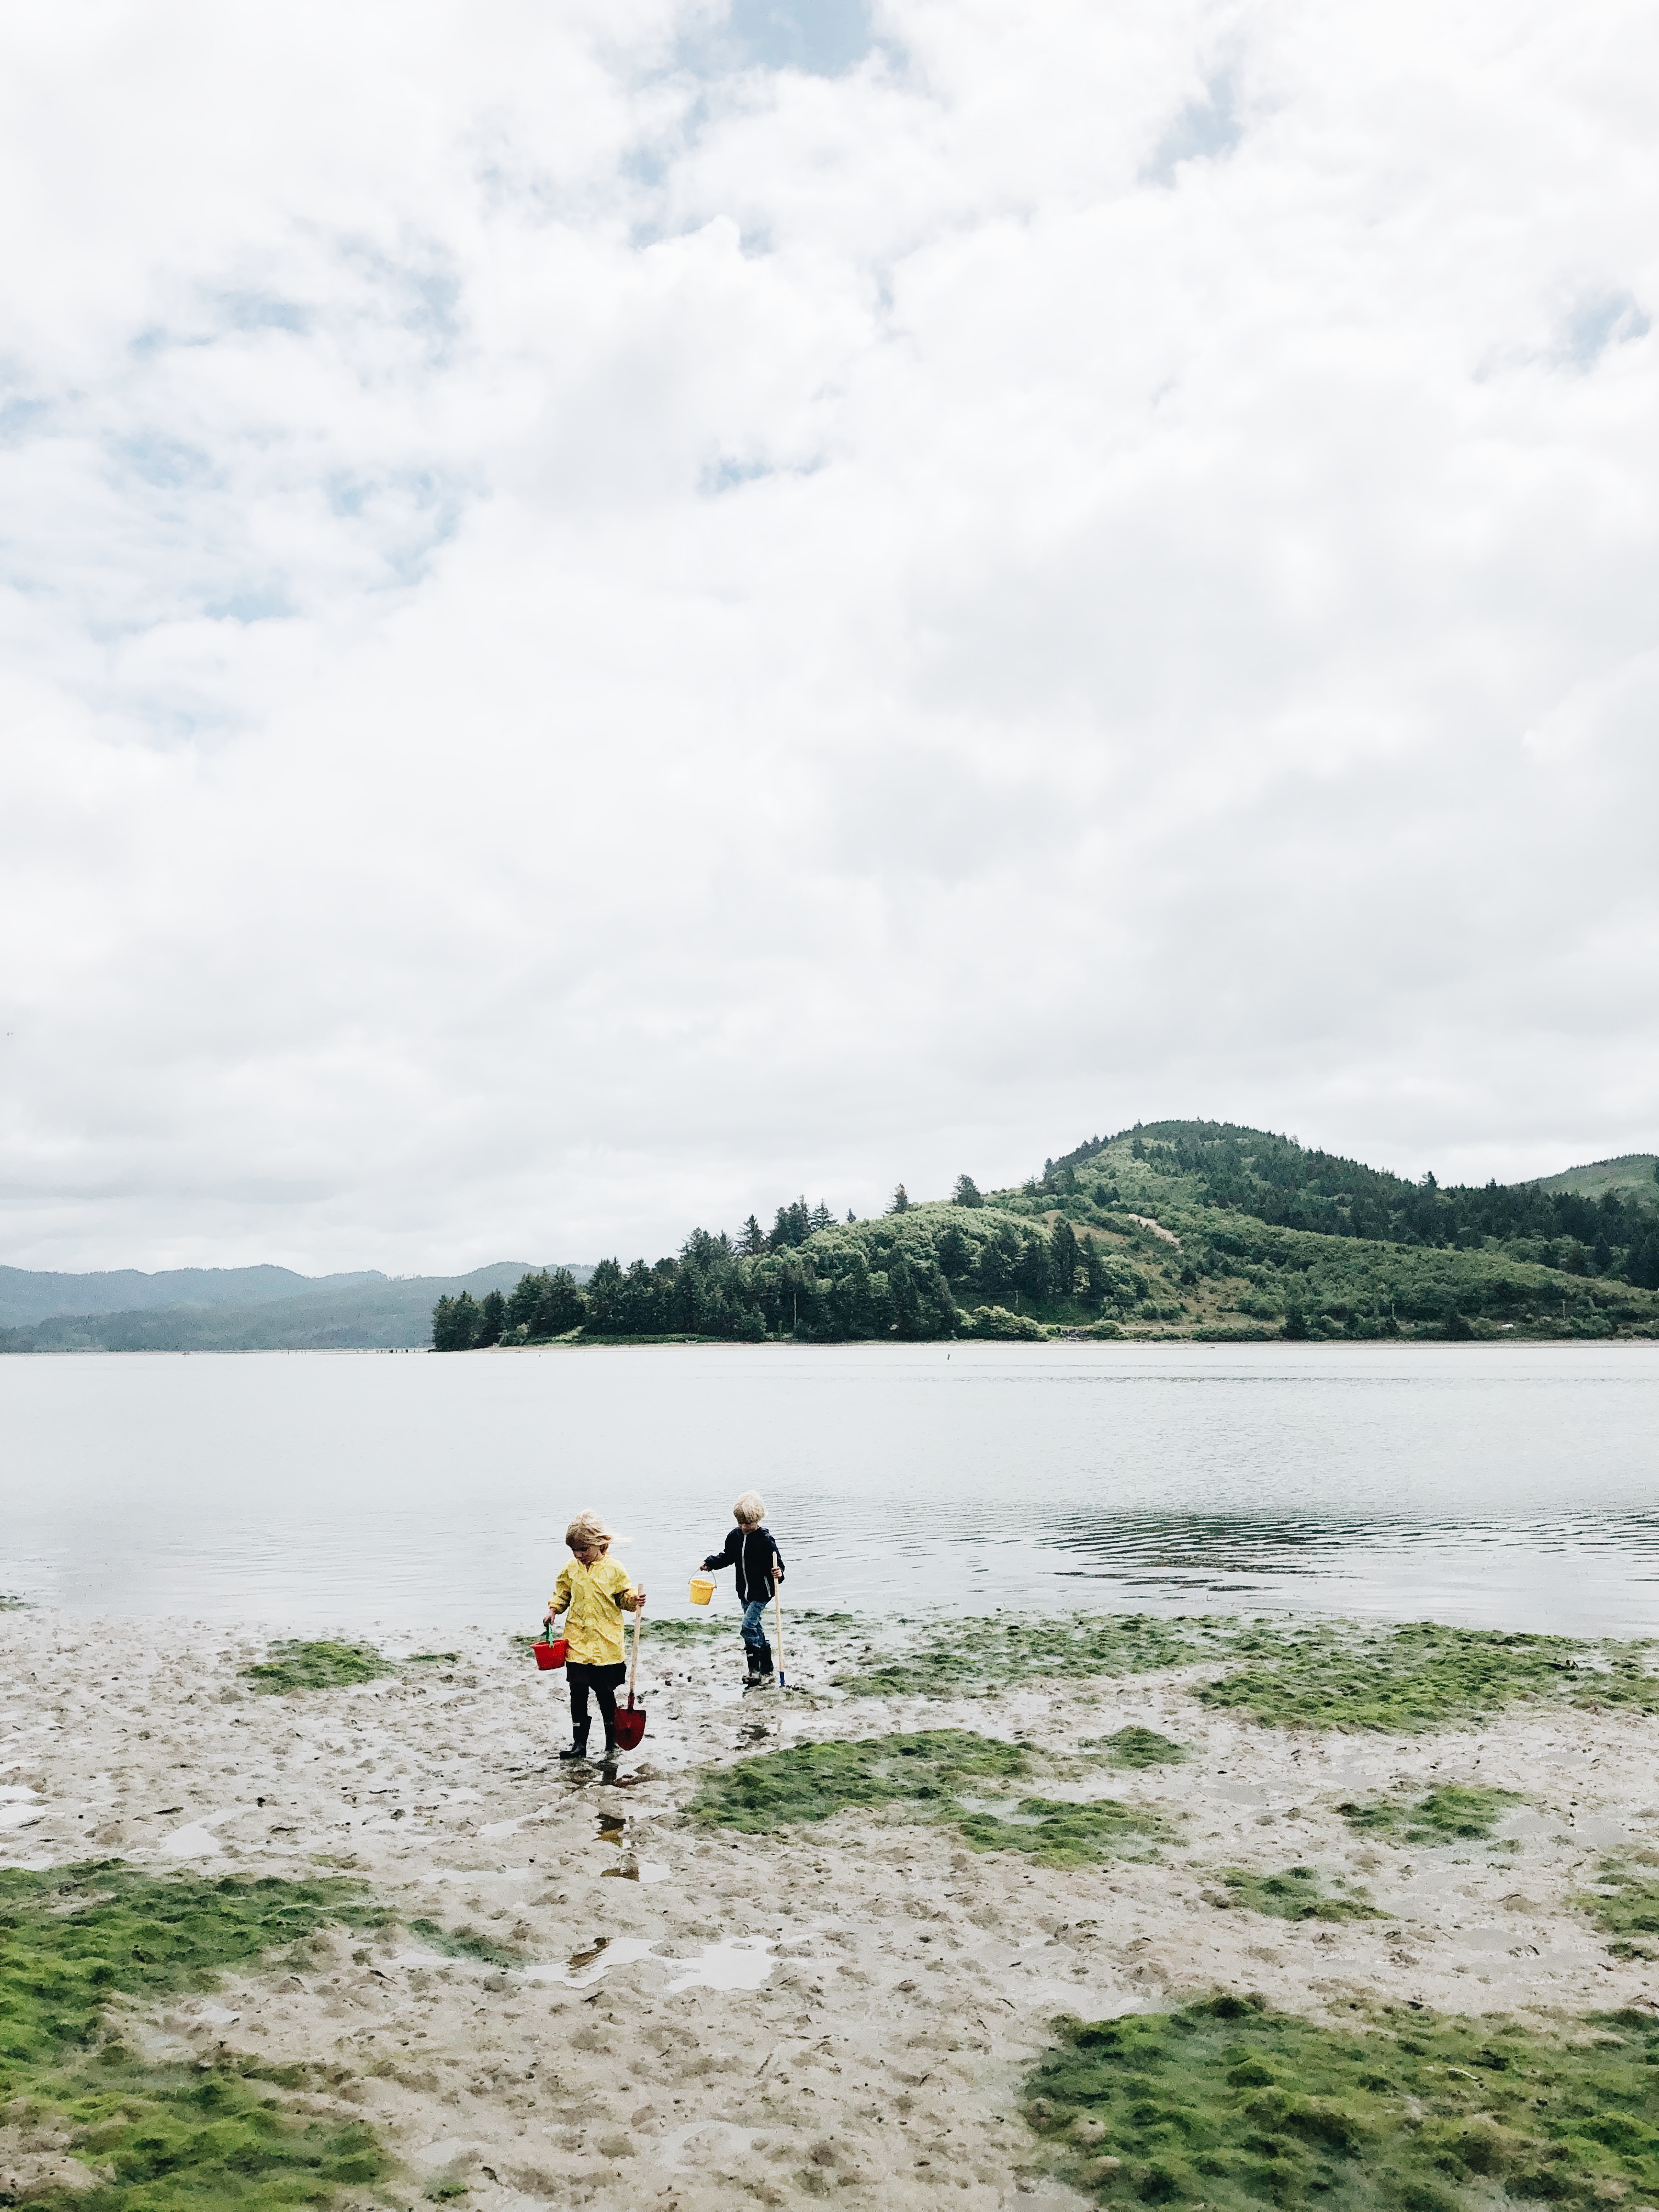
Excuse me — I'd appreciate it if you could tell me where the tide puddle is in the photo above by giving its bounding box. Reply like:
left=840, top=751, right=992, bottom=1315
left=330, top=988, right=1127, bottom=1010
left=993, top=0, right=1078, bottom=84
left=517, top=1933, right=774, bottom=1990
left=519, top=1936, right=659, bottom=1989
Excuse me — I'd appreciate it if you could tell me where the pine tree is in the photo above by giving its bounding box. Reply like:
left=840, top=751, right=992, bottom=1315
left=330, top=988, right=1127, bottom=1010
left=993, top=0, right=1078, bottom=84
left=585, top=1259, right=626, bottom=1331
left=1049, top=1219, right=1079, bottom=1299
left=952, top=1174, right=983, bottom=1207
left=936, top=1223, right=969, bottom=1279
left=889, top=1252, right=921, bottom=1338
left=1017, top=1233, right=1051, bottom=1306
left=431, top=1291, right=482, bottom=1351
left=478, top=1289, right=506, bottom=1346
left=888, top=1184, right=910, bottom=1214
left=533, top=1268, right=585, bottom=1336
left=505, top=1271, right=549, bottom=1330
left=740, top=1215, right=766, bottom=1257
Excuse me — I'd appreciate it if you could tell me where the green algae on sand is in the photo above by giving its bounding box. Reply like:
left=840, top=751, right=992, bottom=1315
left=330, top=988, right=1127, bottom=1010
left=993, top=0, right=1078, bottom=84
left=1576, top=1855, right=1659, bottom=1949
left=1028, top=1991, right=1659, bottom=2211
left=832, top=1612, right=1231, bottom=1698
left=1082, top=1726, right=1189, bottom=1768
left=1194, top=1620, right=1659, bottom=1731
left=690, top=1729, right=1174, bottom=1863
left=1338, top=1785, right=1522, bottom=1842
left=241, top=1638, right=393, bottom=1693
left=955, top=1794, right=1173, bottom=1867
left=0, top=1861, right=392, bottom=2208
left=691, top=1728, right=1032, bottom=1831
left=408, top=1916, right=522, bottom=1966
left=1205, top=1865, right=1386, bottom=1922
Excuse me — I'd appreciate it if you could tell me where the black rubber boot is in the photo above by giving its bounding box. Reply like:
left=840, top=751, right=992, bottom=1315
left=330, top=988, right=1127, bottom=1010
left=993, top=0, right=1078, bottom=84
left=745, top=1647, right=764, bottom=1685
left=558, top=1721, right=591, bottom=1762
left=758, top=1636, right=775, bottom=1679
left=601, top=1728, right=620, bottom=1760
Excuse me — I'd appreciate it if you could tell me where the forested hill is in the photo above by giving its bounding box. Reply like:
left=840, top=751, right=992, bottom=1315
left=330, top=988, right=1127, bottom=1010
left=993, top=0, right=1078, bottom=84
left=437, top=1119, right=1659, bottom=1351
left=1049, top=1120, right=1659, bottom=1255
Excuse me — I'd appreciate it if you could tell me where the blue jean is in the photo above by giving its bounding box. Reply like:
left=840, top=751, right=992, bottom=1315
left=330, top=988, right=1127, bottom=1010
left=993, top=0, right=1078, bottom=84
left=739, top=1598, right=769, bottom=1651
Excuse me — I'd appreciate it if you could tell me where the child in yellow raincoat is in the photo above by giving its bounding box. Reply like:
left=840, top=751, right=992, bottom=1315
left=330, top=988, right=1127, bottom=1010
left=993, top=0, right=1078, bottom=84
left=545, top=1511, right=646, bottom=1761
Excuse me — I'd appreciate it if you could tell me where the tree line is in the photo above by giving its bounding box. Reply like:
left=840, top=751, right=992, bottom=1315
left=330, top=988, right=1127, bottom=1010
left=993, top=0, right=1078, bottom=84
left=431, top=1200, right=1143, bottom=1350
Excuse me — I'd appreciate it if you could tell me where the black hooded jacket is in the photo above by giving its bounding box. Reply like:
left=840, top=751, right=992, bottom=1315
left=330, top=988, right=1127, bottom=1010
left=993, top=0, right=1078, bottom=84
left=702, top=1524, right=784, bottom=1604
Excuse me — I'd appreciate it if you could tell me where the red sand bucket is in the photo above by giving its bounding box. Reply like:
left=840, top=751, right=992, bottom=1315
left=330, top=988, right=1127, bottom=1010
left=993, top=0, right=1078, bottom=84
left=533, top=1635, right=567, bottom=1671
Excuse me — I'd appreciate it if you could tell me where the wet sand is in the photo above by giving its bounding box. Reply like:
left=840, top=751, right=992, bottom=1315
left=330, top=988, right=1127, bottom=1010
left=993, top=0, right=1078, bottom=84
left=2, top=1610, right=1656, bottom=2210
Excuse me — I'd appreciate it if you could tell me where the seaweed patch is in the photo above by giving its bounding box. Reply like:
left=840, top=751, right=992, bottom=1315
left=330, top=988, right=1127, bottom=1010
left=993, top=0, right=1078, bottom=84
left=1338, top=1785, right=1522, bottom=1842
left=241, top=1639, right=393, bottom=1694
left=1082, top=1726, right=1188, bottom=1768
left=1204, top=1865, right=1386, bottom=1922
left=408, top=1917, right=522, bottom=1967
left=1195, top=1621, right=1625, bottom=1732
left=0, top=1860, right=391, bottom=2207
left=689, top=1730, right=1175, bottom=1863
left=690, top=1729, right=1032, bottom=1831
left=1027, top=1991, right=1659, bottom=2210
left=833, top=1613, right=1230, bottom=1699
left=955, top=1795, right=1173, bottom=1867
left=1576, top=1855, right=1659, bottom=1955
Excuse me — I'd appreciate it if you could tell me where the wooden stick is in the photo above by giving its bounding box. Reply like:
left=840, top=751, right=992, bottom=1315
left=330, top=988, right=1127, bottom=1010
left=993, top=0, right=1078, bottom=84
left=772, top=1556, right=786, bottom=1689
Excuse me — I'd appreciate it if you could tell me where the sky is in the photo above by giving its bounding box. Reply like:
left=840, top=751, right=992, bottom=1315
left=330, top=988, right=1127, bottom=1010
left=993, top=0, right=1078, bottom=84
left=1, top=0, right=1656, bottom=1275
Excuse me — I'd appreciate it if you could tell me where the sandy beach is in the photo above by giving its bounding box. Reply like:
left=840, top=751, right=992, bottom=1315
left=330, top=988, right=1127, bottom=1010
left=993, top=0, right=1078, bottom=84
left=2, top=1608, right=1655, bottom=2210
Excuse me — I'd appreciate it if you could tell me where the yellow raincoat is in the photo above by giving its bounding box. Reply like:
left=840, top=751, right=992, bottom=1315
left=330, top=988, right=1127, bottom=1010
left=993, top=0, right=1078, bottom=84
left=549, top=1553, right=636, bottom=1666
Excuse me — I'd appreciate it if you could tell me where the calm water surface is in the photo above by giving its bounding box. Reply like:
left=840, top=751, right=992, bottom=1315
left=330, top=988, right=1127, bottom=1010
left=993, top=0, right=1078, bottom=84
left=5, top=1343, right=1658, bottom=1636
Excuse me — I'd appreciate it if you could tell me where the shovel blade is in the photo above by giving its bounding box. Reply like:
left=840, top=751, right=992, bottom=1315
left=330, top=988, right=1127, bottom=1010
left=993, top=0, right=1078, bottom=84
left=612, top=1702, right=646, bottom=1750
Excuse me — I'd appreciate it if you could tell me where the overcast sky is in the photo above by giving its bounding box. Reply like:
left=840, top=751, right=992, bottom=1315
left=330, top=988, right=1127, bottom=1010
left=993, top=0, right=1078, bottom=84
left=1, top=0, right=1655, bottom=1275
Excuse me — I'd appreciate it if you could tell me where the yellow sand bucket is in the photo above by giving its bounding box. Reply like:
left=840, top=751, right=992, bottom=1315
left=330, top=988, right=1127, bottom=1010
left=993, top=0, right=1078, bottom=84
left=689, top=1576, right=715, bottom=1606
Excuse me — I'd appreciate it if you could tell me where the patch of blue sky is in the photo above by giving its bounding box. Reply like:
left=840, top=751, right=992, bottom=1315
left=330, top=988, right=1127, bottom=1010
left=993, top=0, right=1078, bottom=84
left=203, top=584, right=294, bottom=624
left=701, top=455, right=776, bottom=494
left=0, top=394, right=50, bottom=448
left=332, top=240, right=462, bottom=359
left=1142, top=73, right=1242, bottom=187
left=679, top=0, right=878, bottom=82
left=215, top=290, right=310, bottom=335
left=1557, top=290, right=1650, bottom=371
left=326, top=465, right=466, bottom=588
left=698, top=452, right=826, bottom=496
left=108, top=431, right=219, bottom=491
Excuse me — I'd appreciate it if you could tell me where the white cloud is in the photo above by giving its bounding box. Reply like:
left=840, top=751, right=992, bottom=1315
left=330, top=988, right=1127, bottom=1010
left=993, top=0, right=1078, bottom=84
left=1, top=0, right=1656, bottom=1270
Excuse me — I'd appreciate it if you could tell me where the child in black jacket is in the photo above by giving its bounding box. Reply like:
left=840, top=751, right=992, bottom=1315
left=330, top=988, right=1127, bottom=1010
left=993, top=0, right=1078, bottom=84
left=701, top=1490, right=784, bottom=1686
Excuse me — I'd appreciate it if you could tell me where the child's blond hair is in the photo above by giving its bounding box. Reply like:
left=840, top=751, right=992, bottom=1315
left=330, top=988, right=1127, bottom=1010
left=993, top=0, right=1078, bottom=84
left=733, top=1491, right=766, bottom=1527
left=565, top=1510, right=615, bottom=1551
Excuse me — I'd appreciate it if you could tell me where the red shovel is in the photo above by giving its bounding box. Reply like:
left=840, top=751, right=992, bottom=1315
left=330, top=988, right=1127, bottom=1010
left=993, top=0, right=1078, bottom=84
left=612, top=1602, right=646, bottom=1751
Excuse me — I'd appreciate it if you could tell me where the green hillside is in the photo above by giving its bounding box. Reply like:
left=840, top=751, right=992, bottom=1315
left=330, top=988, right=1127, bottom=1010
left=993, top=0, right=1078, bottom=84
left=440, top=1120, right=1659, bottom=1350
left=1531, top=1153, right=1659, bottom=1202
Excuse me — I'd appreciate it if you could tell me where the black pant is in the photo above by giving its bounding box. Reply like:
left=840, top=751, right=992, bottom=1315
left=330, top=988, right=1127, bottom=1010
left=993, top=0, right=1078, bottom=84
left=567, top=1661, right=626, bottom=1734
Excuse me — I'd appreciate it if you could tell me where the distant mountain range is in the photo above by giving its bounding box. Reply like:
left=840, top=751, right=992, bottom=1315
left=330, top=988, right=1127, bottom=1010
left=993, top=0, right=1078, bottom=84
left=0, top=1261, right=594, bottom=1353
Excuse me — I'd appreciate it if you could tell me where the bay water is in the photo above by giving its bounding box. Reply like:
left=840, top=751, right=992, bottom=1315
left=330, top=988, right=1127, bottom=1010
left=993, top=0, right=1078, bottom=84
left=4, top=1342, right=1658, bottom=1637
